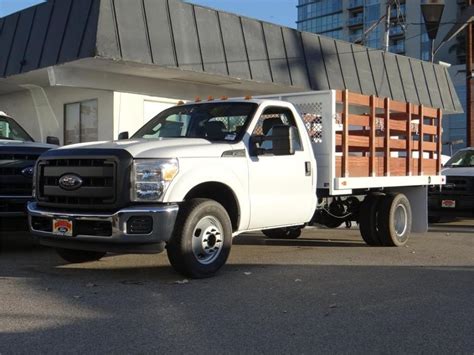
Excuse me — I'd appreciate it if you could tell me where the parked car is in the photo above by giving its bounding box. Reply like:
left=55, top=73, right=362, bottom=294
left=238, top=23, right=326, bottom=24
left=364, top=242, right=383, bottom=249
left=428, top=147, right=474, bottom=222
left=0, top=111, right=58, bottom=231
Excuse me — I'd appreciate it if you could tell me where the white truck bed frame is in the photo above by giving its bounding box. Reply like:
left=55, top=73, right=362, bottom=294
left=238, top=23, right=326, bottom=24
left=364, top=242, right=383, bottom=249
left=259, top=91, right=445, bottom=196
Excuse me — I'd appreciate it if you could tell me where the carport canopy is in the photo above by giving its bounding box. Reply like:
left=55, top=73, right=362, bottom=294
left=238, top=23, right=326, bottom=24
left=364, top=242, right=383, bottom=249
left=0, top=0, right=463, bottom=113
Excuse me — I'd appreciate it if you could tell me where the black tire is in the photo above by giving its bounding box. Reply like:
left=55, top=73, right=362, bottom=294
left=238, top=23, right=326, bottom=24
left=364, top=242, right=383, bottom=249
left=166, top=199, right=232, bottom=279
left=56, top=248, right=106, bottom=263
left=359, top=193, right=385, bottom=246
left=262, top=227, right=302, bottom=239
left=378, top=193, right=412, bottom=247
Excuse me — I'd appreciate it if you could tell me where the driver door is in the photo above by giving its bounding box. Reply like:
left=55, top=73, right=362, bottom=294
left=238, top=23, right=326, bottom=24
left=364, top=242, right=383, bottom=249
left=247, top=106, right=314, bottom=230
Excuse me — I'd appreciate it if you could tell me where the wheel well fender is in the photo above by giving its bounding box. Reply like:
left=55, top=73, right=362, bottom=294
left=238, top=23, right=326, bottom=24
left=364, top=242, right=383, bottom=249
left=183, top=182, right=240, bottom=232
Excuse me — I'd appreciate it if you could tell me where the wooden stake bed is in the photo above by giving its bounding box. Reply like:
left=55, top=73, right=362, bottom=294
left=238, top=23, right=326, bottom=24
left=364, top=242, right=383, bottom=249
left=258, top=90, right=446, bottom=195
left=334, top=90, right=442, bottom=179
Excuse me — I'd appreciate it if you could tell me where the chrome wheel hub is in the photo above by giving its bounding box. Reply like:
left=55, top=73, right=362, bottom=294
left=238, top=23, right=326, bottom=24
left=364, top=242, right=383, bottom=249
left=192, top=216, right=224, bottom=265
left=394, top=204, right=408, bottom=241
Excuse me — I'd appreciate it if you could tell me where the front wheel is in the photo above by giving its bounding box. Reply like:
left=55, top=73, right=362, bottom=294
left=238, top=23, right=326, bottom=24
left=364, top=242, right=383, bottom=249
left=56, top=248, right=106, bottom=263
left=167, top=199, right=232, bottom=278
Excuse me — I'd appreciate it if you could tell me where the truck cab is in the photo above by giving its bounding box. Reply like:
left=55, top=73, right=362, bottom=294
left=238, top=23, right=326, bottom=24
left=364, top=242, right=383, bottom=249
left=428, top=147, right=474, bottom=221
left=0, top=112, right=57, bottom=230
left=28, top=98, right=316, bottom=276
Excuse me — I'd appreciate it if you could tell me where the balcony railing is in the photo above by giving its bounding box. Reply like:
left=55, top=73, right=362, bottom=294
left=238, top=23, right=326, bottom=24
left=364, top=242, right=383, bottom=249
left=389, top=42, right=405, bottom=54
left=389, top=26, right=404, bottom=36
left=349, top=34, right=363, bottom=43
left=348, top=0, right=364, bottom=9
left=347, top=16, right=364, bottom=26
left=390, top=5, right=406, bottom=19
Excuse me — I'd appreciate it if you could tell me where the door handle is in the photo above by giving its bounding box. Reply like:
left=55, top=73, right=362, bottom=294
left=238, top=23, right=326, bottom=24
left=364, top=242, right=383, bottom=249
left=305, top=161, right=311, bottom=176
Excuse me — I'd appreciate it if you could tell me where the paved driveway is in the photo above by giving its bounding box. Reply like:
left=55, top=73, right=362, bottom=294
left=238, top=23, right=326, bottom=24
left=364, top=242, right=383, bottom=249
left=1, top=221, right=473, bottom=353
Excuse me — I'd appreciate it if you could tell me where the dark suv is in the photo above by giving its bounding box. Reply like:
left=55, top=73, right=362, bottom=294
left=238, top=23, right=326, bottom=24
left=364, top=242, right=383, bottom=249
left=0, top=112, right=57, bottom=231
left=428, top=147, right=474, bottom=222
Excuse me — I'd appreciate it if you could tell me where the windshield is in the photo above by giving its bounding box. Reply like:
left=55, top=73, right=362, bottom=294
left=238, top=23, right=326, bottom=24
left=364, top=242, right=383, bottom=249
left=0, top=115, right=33, bottom=142
left=132, top=102, right=258, bottom=142
left=444, top=150, right=474, bottom=168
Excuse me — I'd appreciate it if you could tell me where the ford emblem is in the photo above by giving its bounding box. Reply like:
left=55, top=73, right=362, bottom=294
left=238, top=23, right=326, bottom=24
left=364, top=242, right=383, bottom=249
left=59, top=174, right=83, bottom=191
left=21, top=166, right=34, bottom=177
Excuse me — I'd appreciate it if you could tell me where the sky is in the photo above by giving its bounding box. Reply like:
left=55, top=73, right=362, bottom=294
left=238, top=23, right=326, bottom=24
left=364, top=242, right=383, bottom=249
left=0, top=0, right=297, bottom=28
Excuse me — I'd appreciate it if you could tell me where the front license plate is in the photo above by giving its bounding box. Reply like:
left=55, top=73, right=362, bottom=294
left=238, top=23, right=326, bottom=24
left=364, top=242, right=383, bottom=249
left=441, top=200, right=456, bottom=208
left=53, top=219, right=73, bottom=236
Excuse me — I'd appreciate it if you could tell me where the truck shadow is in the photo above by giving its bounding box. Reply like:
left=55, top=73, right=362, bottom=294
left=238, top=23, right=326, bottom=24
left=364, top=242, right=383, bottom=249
left=0, top=231, right=41, bottom=253
left=234, top=233, right=366, bottom=248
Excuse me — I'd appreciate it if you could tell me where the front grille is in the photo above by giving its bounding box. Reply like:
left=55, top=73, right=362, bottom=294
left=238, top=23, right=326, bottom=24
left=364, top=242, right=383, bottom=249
left=442, top=176, right=474, bottom=194
left=0, top=153, right=42, bottom=160
left=0, top=153, right=40, bottom=196
left=38, top=158, right=117, bottom=208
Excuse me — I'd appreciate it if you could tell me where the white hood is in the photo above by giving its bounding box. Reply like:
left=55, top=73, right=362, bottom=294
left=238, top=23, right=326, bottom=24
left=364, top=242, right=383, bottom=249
left=442, top=167, right=474, bottom=177
left=57, top=138, right=234, bottom=158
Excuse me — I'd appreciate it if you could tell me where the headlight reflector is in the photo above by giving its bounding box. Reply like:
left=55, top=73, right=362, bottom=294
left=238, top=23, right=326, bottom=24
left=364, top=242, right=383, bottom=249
left=131, top=159, right=178, bottom=201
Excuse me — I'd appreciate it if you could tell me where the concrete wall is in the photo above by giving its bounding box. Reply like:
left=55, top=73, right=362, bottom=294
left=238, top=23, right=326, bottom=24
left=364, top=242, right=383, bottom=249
left=113, top=92, right=181, bottom=138
left=0, top=87, right=182, bottom=144
left=0, top=86, right=113, bottom=144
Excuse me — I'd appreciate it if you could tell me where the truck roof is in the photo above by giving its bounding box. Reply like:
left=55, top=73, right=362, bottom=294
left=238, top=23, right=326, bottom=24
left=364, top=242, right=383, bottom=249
left=175, top=98, right=292, bottom=108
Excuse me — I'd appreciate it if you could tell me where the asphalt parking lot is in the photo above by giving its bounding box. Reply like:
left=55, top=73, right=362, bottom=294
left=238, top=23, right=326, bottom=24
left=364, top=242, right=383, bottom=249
left=1, top=220, right=473, bottom=354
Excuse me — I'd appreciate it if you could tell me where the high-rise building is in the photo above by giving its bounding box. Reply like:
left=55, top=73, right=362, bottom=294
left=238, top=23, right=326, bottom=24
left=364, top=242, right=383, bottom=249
left=297, top=0, right=465, bottom=63
left=297, top=0, right=468, bottom=153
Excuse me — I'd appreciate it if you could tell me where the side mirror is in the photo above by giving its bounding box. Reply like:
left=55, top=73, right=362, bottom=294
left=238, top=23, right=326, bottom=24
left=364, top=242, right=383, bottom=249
left=118, top=131, right=129, bottom=140
left=46, top=136, right=60, bottom=145
left=272, top=125, right=295, bottom=156
left=249, top=135, right=264, bottom=156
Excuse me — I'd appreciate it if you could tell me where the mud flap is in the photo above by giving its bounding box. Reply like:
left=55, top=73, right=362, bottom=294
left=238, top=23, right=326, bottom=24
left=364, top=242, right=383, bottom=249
left=386, top=186, right=428, bottom=233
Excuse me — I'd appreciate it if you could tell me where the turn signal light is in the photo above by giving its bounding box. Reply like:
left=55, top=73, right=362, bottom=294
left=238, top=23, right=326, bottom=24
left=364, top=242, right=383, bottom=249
left=195, top=96, right=201, bottom=102
left=244, top=95, right=252, bottom=100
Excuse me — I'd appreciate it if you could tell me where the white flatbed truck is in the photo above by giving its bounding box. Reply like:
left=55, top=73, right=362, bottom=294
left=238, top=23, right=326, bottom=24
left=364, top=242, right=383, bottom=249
left=28, top=90, right=445, bottom=278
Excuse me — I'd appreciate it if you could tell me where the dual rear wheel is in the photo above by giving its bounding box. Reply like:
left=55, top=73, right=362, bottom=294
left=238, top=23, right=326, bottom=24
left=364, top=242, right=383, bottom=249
left=359, top=192, right=412, bottom=247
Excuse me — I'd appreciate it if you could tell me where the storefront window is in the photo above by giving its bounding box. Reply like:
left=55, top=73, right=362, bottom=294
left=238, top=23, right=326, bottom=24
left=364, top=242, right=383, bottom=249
left=64, top=99, right=98, bottom=145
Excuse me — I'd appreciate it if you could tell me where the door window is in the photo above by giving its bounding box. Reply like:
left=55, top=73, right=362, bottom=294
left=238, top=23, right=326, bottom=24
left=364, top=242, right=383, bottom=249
left=251, top=106, right=302, bottom=153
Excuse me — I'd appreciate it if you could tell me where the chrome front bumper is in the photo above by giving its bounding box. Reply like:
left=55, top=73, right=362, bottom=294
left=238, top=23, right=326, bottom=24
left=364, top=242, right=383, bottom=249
left=27, top=202, right=179, bottom=253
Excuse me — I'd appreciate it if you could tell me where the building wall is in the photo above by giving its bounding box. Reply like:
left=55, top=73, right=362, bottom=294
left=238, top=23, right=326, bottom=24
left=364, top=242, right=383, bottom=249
left=0, top=87, right=113, bottom=144
left=0, top=87, right=182, bottom=144
left=113, top=92, right=181, bottom=138
left=0, top=90, right=41, bottom=141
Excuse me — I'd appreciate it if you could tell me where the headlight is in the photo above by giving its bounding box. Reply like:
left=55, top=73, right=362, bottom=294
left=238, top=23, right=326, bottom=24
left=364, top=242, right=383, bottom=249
left=131, top=159, right=179, bottom=202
